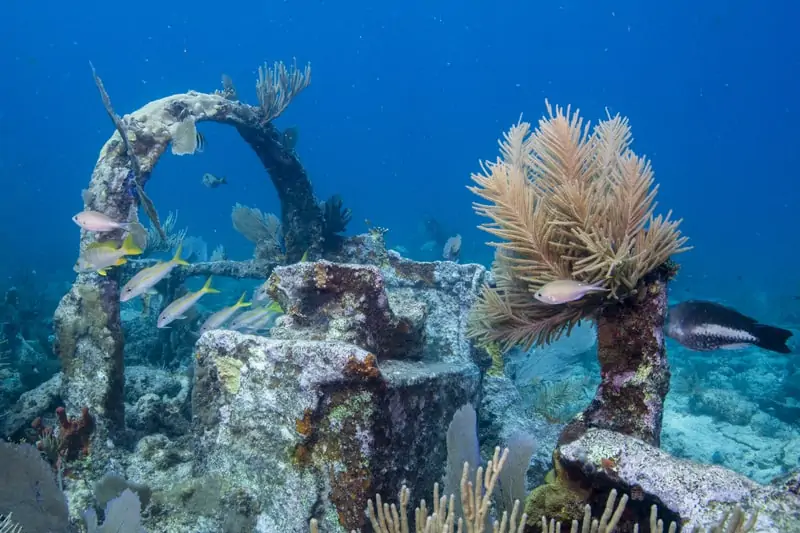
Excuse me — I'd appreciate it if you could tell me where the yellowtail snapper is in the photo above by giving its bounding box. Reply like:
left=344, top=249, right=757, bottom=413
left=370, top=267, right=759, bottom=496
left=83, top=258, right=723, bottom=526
left=228, top=301, right=283, bottom=331
left=157, top=277, right=220, bottom=328
left=75, top=234, right=143, bottom=276
left=120, top=243, right=190, bottom=302
left=199, top=292, right=251, bottom=335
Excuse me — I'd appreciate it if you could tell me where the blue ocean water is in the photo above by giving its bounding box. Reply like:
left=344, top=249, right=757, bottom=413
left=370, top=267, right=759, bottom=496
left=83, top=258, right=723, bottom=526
left=2, top=0, right=800, bottom=529
left=3, top=0, right=798, bottom=294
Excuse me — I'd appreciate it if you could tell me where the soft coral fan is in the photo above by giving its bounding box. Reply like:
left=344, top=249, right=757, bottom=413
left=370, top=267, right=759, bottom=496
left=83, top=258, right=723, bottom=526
left=467, top=101, right=690, bottom=349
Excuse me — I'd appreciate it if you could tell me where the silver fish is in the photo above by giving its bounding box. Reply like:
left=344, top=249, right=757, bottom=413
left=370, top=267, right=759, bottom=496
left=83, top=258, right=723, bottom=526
left=73, top=211, right=131, bottom=232
left=75, top=234, right=142, bottom=276
left=534, top=279, right=607, bottom=305
left=229, top=302, right=282, bottom=331
left=120, top=243, right=189, bottom=302
left=157, top=277, right=220, bottom=328
left=199, top=292, right=251, bottom=335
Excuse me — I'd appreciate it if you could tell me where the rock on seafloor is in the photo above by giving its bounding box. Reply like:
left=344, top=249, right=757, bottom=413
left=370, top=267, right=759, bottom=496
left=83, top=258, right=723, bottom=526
left=1, top=373, right=62, bottom=438
left=558, top=428, right=800, bottom=532
left=191, top=331, right=480, bottom=533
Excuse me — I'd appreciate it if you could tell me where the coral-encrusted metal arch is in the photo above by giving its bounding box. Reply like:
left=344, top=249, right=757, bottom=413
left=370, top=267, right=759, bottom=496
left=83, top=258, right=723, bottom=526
left=54, top=90, right=322, bottom=435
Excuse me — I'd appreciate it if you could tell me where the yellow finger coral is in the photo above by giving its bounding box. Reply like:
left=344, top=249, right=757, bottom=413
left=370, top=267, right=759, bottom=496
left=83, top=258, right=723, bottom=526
left=467, top=101, right=690, bottom=350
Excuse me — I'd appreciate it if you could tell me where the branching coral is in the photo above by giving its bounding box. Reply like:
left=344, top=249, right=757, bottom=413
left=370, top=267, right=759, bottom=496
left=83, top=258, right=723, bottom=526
left=0, top=514, right=22, bottom=533
left=467, top=102, right=689, bottom=350
left=321, top=194, right=352, bottom=253
left=256, top=59, right=312, bottom=122
left=540, top=489, right=758, bottom=533
left=310, top=447, right=525, bottom=533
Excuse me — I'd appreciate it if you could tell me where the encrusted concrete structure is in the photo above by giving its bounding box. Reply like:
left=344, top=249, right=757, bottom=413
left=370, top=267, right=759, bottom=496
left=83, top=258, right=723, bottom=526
left=555, top=429, right=796, bottom=532
left=192, top=334, right=479, bottom=532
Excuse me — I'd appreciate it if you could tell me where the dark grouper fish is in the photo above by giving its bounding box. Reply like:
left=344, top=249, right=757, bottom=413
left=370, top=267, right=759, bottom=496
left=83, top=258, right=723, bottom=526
left=665, top=300, right=794, bottom=354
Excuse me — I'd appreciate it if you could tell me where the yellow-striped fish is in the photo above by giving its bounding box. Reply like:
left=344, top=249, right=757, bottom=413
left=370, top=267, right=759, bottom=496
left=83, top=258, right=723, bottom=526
left=243, top=307, right=280, bottom=333
left=157, top=277, right=220, bottom=328
left=199, top=292, right=251, bottom=335
left=75, top=234, right=142, bottom=276
left=228, top=301, right=282, bottom=331
left=120, top=243, right=190, bottom=302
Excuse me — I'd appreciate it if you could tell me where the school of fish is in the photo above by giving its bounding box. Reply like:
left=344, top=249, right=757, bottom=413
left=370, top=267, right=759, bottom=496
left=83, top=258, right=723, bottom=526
left=74, top=210, right=792, bottom=356
left=72, top=209, right=283, bottom=334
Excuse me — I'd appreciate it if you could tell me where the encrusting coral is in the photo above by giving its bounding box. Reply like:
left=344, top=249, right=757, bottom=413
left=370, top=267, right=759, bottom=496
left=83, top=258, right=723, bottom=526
left=467, top=101, right=690, bottom=350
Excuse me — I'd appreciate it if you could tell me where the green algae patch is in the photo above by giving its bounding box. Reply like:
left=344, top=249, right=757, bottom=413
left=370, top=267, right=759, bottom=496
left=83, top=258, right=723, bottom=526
left=215, top=357, right=244, bottom=394
left=525, top=455, right=590, bottom=528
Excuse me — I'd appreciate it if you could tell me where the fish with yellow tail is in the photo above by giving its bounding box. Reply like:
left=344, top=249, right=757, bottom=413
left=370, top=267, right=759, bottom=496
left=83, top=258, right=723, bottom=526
left=120, top=243, right=190, bottom=302
left=157, top=277, right=220, bottom=328
left=243, top=306, right=281, bottom=333
left=75, top=234, right=143, bottom=276
left=199, top=292, right=252, bottom=335
left=534, top=279, right=608, bottom=305
left=228, top=301, right=283, bottom=331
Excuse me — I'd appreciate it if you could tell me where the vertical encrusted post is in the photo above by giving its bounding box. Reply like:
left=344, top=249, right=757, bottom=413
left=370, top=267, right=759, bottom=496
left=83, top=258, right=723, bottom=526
left=54, top=268, right=127, bottom=433
left=560, top=272, right=671, bottom=447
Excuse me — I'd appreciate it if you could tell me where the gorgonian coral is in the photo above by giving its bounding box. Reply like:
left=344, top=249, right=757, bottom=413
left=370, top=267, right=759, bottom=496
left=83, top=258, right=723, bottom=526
left=467, top=101, right=690, bottom=349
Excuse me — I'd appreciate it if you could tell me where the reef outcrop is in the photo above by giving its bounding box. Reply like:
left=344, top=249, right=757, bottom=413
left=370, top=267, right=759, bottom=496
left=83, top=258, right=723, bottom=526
left=559, top=272, right=672, bottom=447
left=553, top=428, right=797, bottom=532
left=182, top=247, right=489, bottom=531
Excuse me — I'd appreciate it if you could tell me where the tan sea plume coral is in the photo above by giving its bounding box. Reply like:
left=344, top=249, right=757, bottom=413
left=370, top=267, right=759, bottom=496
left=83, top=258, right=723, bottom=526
left=467, top=101, right=690, bottom=350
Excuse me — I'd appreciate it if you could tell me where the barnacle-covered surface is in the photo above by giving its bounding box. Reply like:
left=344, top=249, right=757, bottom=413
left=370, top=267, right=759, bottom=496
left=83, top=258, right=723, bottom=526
left=175, top=241, right=489, bottom=532
left=266, top=260, right=425, bottom=360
